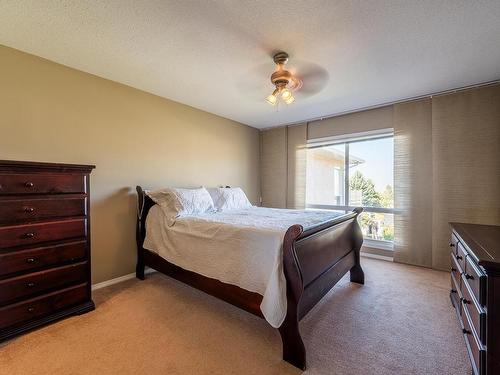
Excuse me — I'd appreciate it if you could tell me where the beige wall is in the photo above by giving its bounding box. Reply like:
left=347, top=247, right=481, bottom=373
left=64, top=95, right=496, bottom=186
left=0, top=45, right=260, bottom=283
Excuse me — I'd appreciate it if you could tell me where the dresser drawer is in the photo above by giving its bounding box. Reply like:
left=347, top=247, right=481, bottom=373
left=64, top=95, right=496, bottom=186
left=0, top=241, right=86, bottom=277
left=450, top=233, right=459, bottom=255
left=0, top=196, right=86, bottom=224
left=0, top=262, right=87, bottom=306
left=451, top=269, right=462, bottom=296
left=0, top=283, right=88, bottom=329
left=463, top=307, right=486, bottom=375
left=461, top=274, right=486, bottom=344
left=0, top=219, right=86, bottom=249
left=451, top=273, right=462, bottom=314
left=464, top=256, right=486, bottom=306
left=0, top=173, right=86, bottom=195
left=451, top=251, right=463, bottom=279
left=455, top=242, right=467, bottom=273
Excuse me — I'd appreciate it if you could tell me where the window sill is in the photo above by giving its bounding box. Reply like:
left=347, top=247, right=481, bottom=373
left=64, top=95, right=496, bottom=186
left=361, top=252, right=394, bottom=262
left=362, top=238, right=394, bottom=251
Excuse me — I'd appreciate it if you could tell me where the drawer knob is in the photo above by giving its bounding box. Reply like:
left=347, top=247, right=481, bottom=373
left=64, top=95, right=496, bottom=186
left=26, top=258, right=36, bottom=263
left=24, top=232, right=35, bottom=239
left=462, top=298, right=470, bottom=305
left=465, top=274, right=474, bottom=280
left=25, top=182, right=34, bottom=188
left=451, top=267, right=456, bottom=272
left=449, top=243, right=455, bottom=247
left=456, top=255, right=463, bottom=260
left=27, top=282, right=35, bottom=288
left=24, top=207, right=35, bottom=213
left=27, top=307, right=35, bottom=313
left=462, top=328, right=471, bottom=335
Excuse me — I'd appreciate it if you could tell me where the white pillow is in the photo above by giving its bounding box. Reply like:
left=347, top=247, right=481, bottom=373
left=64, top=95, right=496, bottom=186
left=147, top=187, right=215, bottom=226
left=207, top=187, right=252, bottom=211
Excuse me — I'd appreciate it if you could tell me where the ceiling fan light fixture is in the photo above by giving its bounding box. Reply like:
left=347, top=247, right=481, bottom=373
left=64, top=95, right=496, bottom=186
left=266, top=93, right=278, bottom=105
left=284, top=94, right=295, bottom=105
left=266, top=88, right=280, bottom=105
left=281, top=88, right=292, bottom=100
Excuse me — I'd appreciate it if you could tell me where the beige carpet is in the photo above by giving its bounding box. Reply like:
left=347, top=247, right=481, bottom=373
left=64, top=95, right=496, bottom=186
left=0, top=258, right=470, bottom=375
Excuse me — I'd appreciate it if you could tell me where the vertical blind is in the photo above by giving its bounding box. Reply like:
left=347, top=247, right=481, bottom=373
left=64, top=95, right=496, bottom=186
left=307, top=106, right=393, bottom=140
left=260, top=127, right=287, bottom=208
left=431, top=84, right=500, bottom=269
left=286, top=124, right=308, bottom=209
left=393, top=99, right=433, bottom=267
left=260, top=124, right=308, bottom=209
left=259, top=83, right=500, bottom=270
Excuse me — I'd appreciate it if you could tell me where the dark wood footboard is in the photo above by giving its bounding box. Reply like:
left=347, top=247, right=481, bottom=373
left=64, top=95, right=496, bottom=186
left=279, top=208, right=364, bottom=369
left=135, top=186, right=364, bottom=370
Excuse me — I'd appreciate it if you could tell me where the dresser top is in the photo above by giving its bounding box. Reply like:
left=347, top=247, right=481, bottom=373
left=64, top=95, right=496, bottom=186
left=451, top=222, right=500, bottom=271
left=0, top=160, right=95, bottom=173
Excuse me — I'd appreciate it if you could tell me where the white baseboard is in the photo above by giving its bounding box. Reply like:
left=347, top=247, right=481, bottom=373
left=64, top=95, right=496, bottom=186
left=92, top=267, right=156, bottom=291
left=361, top=252, right=394, bottom=262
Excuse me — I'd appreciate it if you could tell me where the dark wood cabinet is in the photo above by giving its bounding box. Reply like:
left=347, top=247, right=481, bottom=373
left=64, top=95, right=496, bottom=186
left=450, top=223, right=500, bottom=375
left=0, top=160, right=95, bottom=341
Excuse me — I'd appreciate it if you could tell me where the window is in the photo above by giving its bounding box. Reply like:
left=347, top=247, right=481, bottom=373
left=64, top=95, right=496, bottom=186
left=306, top=130, right=394, bottom=248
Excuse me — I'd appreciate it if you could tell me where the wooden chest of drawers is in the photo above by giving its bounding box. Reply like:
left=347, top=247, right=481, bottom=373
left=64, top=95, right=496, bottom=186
left=0, top=160, right=95, bottom=341
left=450, top=223, right=500, bottom=375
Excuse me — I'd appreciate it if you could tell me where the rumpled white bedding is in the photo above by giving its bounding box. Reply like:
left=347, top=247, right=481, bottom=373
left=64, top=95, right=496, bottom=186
left=143, top=206, right=343, bottom=328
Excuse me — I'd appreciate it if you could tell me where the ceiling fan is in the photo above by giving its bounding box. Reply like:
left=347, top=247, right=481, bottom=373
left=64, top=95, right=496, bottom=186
left=265, top=52, right=301, bottom=106
left=265, top=51, right=329, bottom=106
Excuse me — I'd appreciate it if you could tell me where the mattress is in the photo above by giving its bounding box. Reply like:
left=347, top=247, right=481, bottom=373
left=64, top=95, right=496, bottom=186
left=143, top=206, right=343, bottom=327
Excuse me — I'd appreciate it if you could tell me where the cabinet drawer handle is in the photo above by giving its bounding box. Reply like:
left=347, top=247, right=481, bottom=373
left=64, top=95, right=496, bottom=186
left=462, top=298, right=470, bottom=305
left=25, top=182, right=34, bottom=188
left=27, top=307, right=35, bottom=313
left=462, top=328, right=471, bottom=335
left=451, top=289, right=457, bottom=294
left=27, top=282, right=35, bottom=288
left=24, top=232, right=35, bottom=239
left=24, top=207, right=35, bottom=213
left=26, top=258, right=36, bottom=263
left=450, top=243, right=455, bottom=247
left=465, top=274, right=474, bottom=280
left=456, top=255, right=463, bottom=260
left=451, top=267, right=457, bottom=272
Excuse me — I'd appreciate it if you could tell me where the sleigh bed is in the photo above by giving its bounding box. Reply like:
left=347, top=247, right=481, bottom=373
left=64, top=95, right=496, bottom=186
left=135, top=186, right=364, bottom=370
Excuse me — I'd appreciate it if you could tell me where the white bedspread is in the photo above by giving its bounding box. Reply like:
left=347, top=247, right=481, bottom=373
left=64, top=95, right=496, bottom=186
left=143, top=206, right=343, bottom=328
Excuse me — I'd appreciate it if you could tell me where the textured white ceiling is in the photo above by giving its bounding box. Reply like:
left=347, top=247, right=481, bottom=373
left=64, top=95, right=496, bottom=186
left=1, top=1, right=500, bottom=129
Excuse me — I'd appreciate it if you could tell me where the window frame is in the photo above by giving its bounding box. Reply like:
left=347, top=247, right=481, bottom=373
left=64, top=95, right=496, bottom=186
left=306, top=129, right=395, bottom=249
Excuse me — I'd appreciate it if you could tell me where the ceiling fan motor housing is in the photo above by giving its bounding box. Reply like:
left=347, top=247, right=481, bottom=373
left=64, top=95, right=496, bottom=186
left=266, top=51, right=301, bottom=105
left=273, top=51, right=289, bottom=65
left=271, top=51, right=292, bottom=86
left=271, top=70, right=292, bottom=86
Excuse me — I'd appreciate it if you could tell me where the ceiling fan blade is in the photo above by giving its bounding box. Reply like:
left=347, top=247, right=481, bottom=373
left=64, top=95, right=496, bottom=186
left=289, top=76, right=302, bottom=91
left=237, top=62, right=276, bottom=98
left=290, top=61, right=329, bottom=96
